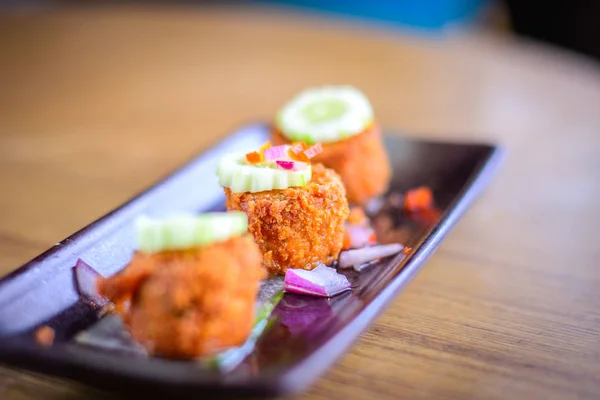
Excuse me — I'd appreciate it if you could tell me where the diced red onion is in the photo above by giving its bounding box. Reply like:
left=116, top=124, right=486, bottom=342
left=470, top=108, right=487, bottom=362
left=303, top=143, right=323, bottom=159
left=346, top=225, right=375, bottom=249
left=263, top=145, right=290, bottom=161
left=364, top=196, right=385, bottom=215
left=292, top=162, right=308, bottom=171
left=284, top=264, right=351, bottom=297
left=338, top=243, right=404, bottom=269
left=275, top=160, right=308, bottom=171
left=275, top=160, right=294, bottom=170
left=289, top=143, right=305, bottom=156
left=73, top=259, right=109, bottom=307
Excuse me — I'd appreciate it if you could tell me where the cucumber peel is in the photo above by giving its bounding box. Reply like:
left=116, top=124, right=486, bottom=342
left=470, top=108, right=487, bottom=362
left=135, top=212, right=248, bottom=253
left=276, top=85, right=374, bottom=144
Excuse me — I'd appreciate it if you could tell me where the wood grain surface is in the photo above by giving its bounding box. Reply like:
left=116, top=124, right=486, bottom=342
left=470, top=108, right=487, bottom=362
left=1, top=4, right=600, bottom=400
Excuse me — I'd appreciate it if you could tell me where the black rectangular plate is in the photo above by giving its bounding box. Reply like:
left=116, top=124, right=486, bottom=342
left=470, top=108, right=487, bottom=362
left=0, top=123, right=503, bottom=398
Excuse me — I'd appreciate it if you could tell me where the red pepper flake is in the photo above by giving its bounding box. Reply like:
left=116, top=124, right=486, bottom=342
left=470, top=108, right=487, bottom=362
left=403, top=247, right=412, bottom=255
left=245, top=151, right=262, bottom=164
left=404, top=186, right=434, bottom=212
left=35, top=325, right=55, bottom=347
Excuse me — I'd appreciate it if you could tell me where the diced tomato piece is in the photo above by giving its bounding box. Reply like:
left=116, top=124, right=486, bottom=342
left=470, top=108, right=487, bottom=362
left=404, top=186, right=434, bottom=212
left=342, top=230, right=352, bottom=250
left=246, top=151, right=262, bottom=164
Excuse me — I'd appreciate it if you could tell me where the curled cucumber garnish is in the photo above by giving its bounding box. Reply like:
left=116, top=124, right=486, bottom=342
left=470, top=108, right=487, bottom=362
left=276, top=85, right=374, bottom=144
left=135, top=212, right=248, bottom=253
left=217, top=150, right=312, bottom=194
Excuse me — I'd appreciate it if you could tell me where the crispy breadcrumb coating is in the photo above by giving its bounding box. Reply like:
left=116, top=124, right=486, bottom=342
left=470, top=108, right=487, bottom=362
left=272, top=124, right=391, bottom=205
left=97, top=234, right=264, bottom=358
left=224, top=163, right=349, bottom=275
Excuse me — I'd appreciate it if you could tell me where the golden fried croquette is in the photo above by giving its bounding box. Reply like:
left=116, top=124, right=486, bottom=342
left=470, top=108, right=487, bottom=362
left=224, top=163, right=349, bottom=275
left=97, top=234, right=264, bottom=358
left=272, top=124, right=391, bottom=206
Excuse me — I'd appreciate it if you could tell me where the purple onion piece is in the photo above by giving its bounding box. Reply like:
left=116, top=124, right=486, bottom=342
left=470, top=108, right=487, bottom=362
left=338, top=243, right=404, bottom=269
left=73, top=259, right=109, bottom=307
left=275, top=160, right=294, bottom=170
left=346, top=224, right=375, bottom=248
left=284, top=264, right=351, bottom=298
left=263, top=145, right=290, bottom=161
left=275, top=160, right=307, bottom=171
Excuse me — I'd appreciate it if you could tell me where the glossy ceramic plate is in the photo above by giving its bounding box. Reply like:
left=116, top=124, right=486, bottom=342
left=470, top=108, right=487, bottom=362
left=0, top=123, right=502, bottom=398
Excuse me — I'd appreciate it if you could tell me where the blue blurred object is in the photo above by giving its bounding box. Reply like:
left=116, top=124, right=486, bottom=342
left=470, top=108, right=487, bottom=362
left=249, top=0, right=489, bottom=31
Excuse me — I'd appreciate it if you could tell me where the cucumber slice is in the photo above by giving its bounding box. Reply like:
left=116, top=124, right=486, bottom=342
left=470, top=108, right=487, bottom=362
left=217, top=152, right=312, bottom=193
left=276, top=85, right=374, bottom=144
left=135, top=212, right=248, bottom=253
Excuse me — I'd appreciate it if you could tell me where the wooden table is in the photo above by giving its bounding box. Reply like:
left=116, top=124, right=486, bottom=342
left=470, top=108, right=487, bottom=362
left=1, top=4, right=599, bottom=399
